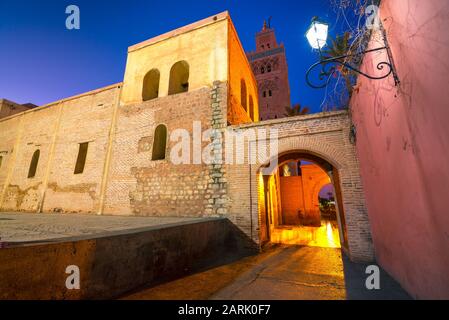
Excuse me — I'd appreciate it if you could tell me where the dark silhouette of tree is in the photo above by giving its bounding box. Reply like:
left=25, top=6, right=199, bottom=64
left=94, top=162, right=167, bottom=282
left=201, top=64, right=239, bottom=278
left=285, top=104, right=310, bottom=117
left=322, top=31, right=357, bottom=99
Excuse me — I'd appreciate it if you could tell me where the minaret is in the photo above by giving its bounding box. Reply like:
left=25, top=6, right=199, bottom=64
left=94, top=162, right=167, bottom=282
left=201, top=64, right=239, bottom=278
left=247, top=20, right=291, bottom=120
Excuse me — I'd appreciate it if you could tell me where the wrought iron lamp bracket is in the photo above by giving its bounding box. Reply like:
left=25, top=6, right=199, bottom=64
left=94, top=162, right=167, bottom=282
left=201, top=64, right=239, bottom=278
left=306, top=31, right=400, bottom=89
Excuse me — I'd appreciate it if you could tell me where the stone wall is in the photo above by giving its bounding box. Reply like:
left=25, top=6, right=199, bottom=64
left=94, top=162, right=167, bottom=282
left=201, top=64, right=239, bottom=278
left=226, top=111, right=374, bottom=262
left=0, top=99, right=33, bottom=119
left=0, top=12, right=373, bottom=263
left=0, top=84, right=120, bottom=214
left=121, top=13, right=229, bottom=105
left=0, top=218, right=256, bottom=300
left=0, top=81, right=231, bottom=219
left=228, top=21, right=259, bottom=125
left=279, top=164, right=331, bottom=226
left=103, top=82, right=229, bottom=217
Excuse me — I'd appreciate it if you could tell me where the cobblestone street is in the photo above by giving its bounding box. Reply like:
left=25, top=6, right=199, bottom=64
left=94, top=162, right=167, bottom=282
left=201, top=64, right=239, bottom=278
left=124, top=245, right=411, bottom=300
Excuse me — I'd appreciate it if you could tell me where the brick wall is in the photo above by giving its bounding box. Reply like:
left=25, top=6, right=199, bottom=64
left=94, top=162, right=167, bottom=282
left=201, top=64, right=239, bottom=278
left=0, top=13, right=373, bottom=263
left=0, top=85, right=120, bottom=213
left=0, top=99, right=33, bottom=119
left=227, top=111, right=374, bottom=262
left=279, top=177, right=303, bottom=225
left=103, top=82, right=229, bottom=217
left=0, top=90, right=373, bottom=262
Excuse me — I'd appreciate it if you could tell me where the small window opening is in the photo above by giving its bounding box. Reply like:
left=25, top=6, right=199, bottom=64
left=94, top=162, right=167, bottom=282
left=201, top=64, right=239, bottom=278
left=28, top=150, right=40, bottom=178
left=152, top=124, right=168, bottom=161
left=74, top=142, right=89, bottom=174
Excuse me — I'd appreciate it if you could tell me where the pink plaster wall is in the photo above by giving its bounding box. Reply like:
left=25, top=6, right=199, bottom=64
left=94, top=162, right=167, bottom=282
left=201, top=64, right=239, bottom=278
left=351, top=0, right=449, bottom=299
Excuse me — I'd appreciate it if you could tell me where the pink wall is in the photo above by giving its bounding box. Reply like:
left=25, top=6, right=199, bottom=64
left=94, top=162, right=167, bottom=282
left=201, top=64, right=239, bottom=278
left=351, top=0, right=449, bottom=299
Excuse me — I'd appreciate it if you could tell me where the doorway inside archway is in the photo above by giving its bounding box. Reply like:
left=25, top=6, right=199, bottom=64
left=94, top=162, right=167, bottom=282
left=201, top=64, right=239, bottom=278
left=258, top=152, right=348, bottom=250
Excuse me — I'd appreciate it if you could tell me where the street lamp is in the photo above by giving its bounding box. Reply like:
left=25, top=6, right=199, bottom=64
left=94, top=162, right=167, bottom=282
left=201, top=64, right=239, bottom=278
left=306, top=18, right=328, bottom=50
left=305, top=17, right=400, bottom=89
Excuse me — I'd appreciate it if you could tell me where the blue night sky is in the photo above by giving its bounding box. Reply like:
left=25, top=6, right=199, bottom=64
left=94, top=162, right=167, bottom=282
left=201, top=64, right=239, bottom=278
left=0, top=0, right=356, bottom=113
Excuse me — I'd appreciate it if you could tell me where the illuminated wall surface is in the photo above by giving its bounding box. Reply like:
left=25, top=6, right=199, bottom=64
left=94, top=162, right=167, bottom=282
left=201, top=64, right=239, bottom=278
left=351, top=0, right=449, bottom=299
left=279, top=164, right=331, bottom=226
left=257, top=164, right=340, bottom=249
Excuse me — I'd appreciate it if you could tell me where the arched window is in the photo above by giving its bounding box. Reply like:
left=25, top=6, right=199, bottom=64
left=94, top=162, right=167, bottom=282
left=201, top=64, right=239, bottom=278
left=152, top=124, right=167, bottom=161
left=261, top=67, right=265, bottom=74
left=28, top=149, right=40, bottom=178
left=249, top=95, right=255, bottom=121
left=267, top=64, right=272, bottom=73
left=168, top=61, right=189, bottom=95
left=142, top=69, right=160, bottom=101
left=240, top=79, right=247, bottom=111
left=263, top=91, right=267, bottom=98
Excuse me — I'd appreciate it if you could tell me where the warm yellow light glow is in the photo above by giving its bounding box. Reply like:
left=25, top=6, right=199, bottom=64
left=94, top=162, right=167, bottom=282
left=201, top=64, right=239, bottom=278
left=325, top=221, right=337, bottom=247
left=270, top=221, right=341, bottom=249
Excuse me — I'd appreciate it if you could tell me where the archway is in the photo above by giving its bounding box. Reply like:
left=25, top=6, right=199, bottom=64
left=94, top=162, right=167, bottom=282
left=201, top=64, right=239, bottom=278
left=168, top=61, right=189, bottom=95
left=257, top=151, right=348, bottom=250
left=142, top=69, right=160, bottom=101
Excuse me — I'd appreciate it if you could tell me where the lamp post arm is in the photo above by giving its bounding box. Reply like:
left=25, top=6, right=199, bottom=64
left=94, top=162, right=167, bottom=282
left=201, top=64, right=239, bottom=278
left=306, top=46, right=396, bottom=89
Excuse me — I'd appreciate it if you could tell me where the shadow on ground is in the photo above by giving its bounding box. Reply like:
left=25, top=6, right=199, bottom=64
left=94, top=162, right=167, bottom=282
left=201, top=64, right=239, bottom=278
left=123, top=245, right=411, bottom=300
left=342, top=255, right=411, bottom=300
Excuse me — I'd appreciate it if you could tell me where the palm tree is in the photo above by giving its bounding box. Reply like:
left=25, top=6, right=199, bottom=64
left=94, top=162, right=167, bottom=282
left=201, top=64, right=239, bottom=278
left=285, top=104, right=310, bottom=117
left=321, top=31, right=357, bottom=98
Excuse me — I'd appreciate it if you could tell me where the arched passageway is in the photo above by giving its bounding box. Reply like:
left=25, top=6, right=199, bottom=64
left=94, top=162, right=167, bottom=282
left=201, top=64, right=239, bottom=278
left=257, top=151, right=348, bottom=250
left=227, top=112, right=374, bottom=262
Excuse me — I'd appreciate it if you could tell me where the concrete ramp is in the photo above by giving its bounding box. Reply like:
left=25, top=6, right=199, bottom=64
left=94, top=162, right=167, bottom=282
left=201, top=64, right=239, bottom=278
left=0, top=215, right=256, bottom=299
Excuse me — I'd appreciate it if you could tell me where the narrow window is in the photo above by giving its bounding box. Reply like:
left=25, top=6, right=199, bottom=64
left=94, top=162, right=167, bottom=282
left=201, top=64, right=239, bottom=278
left=28, top=149, right=40, bottom=178
left=249, top=95, right=255, bottom=121
left=240, top=79, right=247, bottom=111
left=263, top=91, right=266, bottom=98
left=269, top=90, right=272, bottom=97
left=168, top=61, right=189, bottom=95
left=74, top=142, right=89, bottom=174
left=267, top=43, right=271, bottom=49
left=142, top=69, right=160, bottom=101
left=267, top=64, right=272, bottom=72
left=261, top=67, right=265, bottom=74
left=0, top=156, right=3, bottom=169
left=152, top=124, right=167, bottom=161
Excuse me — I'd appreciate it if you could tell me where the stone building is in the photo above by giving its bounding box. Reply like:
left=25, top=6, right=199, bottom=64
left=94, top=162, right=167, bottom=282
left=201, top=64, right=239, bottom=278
left=246, top=21, right=292, bottom=120
left=0, top=99, right=36, bottom=120
left=0, top=12, right=373, bottom=262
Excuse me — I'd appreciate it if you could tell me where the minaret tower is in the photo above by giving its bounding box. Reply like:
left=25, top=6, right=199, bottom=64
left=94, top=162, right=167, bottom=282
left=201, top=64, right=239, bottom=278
left=247, top=20, right=292, bottom=120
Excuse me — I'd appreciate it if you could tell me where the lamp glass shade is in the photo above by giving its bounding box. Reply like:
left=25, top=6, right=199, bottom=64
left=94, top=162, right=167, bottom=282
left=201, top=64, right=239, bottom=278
left=306, top=21, right=328, bottom=49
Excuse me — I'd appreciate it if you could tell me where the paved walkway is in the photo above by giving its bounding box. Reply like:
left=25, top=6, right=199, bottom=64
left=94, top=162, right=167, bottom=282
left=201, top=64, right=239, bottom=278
left=0, top=212, right=207, bottom=243
left=124, top=245, right=411, bottom=300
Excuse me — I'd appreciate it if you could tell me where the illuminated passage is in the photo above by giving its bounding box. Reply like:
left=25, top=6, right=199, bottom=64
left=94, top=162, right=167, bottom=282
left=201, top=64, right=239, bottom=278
left=258, top=155, right=344, bottom=248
